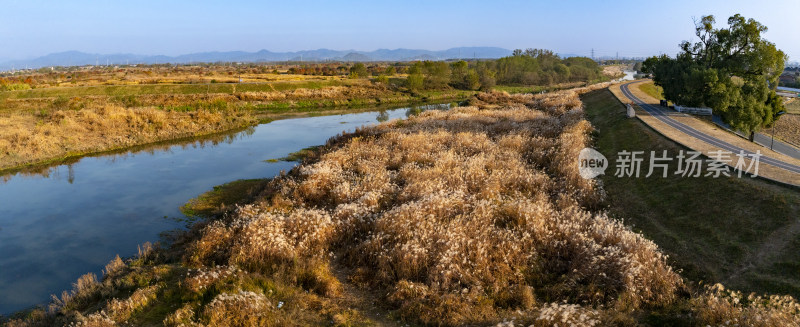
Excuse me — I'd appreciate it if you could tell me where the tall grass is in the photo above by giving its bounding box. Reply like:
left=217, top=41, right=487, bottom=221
left=9, top=83, right=800, bottom=326
left=0, top=102, right=254, bottom=171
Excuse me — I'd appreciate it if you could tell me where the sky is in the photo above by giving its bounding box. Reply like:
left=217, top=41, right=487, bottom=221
left=1, top=0, right=798, bottom=61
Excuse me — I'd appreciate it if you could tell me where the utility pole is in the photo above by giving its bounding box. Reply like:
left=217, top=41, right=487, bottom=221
left=771, top=111, right=787, bottom=150
left=591, top=48, right=595, bottom=60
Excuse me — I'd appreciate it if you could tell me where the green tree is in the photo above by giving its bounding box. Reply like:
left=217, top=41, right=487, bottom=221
left=476, top=63, right=496, bottom=91
left=407, top=73, right=424, bottom=91
left=464, top=69, right=481, bottom=90
left=450, top=60, right=481, bottom=90
left=644, top=14, right=786, bottom=139
left=422, top=61, right=451, bottom=89
left=349, top=63, right=368, bottom=78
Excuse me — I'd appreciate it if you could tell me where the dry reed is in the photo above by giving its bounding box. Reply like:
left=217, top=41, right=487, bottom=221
left=10, top=83, right=800, bottom=326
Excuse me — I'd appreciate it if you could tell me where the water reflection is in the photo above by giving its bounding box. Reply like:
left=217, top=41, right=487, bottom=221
left=376, top=110, right=389, bottom=122
left=406, top=103, right=451, bottom=117
left=0, top=102, right=453, bottom=314
left=1, top=127, right=257, bottom=185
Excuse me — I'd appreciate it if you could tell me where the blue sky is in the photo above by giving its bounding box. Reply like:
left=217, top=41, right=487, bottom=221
left=1, top=0, right=798, bottom=61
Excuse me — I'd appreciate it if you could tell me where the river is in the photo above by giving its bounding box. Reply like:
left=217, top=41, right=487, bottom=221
left=0, top=103, right=451, bottom=314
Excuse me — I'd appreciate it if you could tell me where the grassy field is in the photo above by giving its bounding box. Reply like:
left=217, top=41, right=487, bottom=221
left=766, top=113, right=800, bottom=147
left=0, top=61, right=611, bottom=173
left=0, top=79, right=346, bottom=101
left=0, top=71, right=476, bottom=172
left=492, top=81, right=586, bottom=94
left=786, top=98, right=800, bottom=114
left=638, top=81, right=664, bottom=100
left=582, top=88, right=800, bottom=298
left=9, top=85, right=800, bottom=326
left=0, top=103, right=256, bottom=172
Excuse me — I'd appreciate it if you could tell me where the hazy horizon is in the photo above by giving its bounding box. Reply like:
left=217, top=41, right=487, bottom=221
left=2, top=0, right=799, bottom=61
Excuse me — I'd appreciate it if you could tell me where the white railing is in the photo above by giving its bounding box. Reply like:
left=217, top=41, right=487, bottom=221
left=674, top=105, right=712, bottom=115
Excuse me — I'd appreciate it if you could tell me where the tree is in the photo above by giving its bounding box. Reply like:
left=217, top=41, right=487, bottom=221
left=476, top=63, right=496, bottom=91
left=422, top=61, right=451, bottom=89
left=644, top=14, right=786, bottom=139
left=376, top=74, right=389, bottom=85
left=406, top=73, right=424, bottom=91
left=349, top=63, right=368, bottom=78
left=450, top=60, right=479, bottom=90
left=464, top=69, right=481, bottom=90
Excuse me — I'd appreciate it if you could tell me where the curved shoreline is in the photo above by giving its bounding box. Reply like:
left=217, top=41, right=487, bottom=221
left=0, top=98, right=465, bottom=178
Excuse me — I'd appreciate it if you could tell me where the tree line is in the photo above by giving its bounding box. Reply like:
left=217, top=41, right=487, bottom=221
left=401, top=49, right=605, bottom=92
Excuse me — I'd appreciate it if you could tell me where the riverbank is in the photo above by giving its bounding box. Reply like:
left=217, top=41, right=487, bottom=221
left=9, top=85, right=799, bottom=326
left=0, top=82, right=473, bottom=173
left=0, top=105, right=440, bottom=316
left=0, top=104, right=257, bottom=172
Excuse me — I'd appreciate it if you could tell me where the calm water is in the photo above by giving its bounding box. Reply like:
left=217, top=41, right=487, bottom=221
left=620, top=70, right=637, bottom=81
left=0, top=103, right=449, bottom=314
left=778, top=86, right=800, bottom=93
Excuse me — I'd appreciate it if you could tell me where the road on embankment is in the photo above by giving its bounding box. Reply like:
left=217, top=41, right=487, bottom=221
left=619, top=81, right=800, bottom=178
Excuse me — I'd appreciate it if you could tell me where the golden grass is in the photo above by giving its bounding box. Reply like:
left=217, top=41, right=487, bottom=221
left=0, top=103, right=255, bottom=171
left=786, top=98, right=800, bottom=114
left=4, top=65, right=342, bottom=89
left=769, top=113, right=800, bottom=147
left=9, top=84, right=800, bottom=326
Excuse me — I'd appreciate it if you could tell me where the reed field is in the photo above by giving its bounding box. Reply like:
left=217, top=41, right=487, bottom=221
left=7, top=85, right=799, bottom=326
left=0, top=103, right=256, bottom=171
left=0, top=58, right=619, bottom=172
left=0, top=65, right=475, bottom=172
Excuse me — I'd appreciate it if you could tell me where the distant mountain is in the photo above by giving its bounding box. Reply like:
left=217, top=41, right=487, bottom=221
left=0, top=47, right=513, bottom=70
left=341, top=52, right=372, bottom=62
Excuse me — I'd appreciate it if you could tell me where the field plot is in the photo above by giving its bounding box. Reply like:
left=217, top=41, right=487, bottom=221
left=769, top=113, right=800, bottom=147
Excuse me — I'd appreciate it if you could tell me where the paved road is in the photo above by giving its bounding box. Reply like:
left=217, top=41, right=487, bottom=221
left=620, top=81, right=800, bottom=175
left=710, top=115, right=800, bottom=160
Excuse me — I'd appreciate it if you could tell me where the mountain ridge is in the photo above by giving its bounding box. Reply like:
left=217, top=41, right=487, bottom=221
left=0, top=47, right=514, bottom=70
